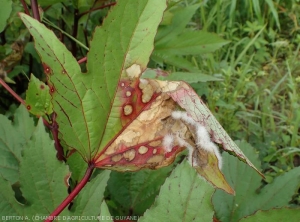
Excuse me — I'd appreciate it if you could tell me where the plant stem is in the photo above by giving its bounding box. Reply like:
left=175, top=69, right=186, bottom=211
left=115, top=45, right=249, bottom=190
left=78, top=2, right=116, bottom=17
left=0, top=78, right=26, bottom=105
left=30, top=0, right=40, bottom=21
left=20, top=0, right=31, bottom=16
left=45, top=164, right=95, bottom=222
left=77, top=57, right=87, bottom=64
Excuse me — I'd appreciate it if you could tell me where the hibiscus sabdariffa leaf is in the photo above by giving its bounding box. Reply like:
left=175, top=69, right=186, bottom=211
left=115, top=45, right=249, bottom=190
left=20, top=0, right=262, bottom=195
left=19, top=0, right=167, bottom=161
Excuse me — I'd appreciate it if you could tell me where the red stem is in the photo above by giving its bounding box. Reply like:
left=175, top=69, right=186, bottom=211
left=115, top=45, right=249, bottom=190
left=78, top=2, right=116, bottom=17
left=30, top=0, right=40, bottom=21
left=45, top=164, right=95, bottom=222
left=20, top=0, right=31, bottom=15
left=0, top=78, right=26, bottom=105
left=77, top=57, right=87, bottom=64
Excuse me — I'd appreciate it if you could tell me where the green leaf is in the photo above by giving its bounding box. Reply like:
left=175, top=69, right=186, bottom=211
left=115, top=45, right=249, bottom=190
left=66, top=151, right=88, bottom=183
left=138, top=161, right=215, bottom=222
left=70, top=171, right=110, bottom=219
left=240, top=208, right=300, bottom=222
left=20, top=119, right=70, bottom=215
left=162, top=72, right=222, bottom=83
left=155, top=4, right=200, bottom=46
left=25, top=74, right=53, bottom=116
left=151, top=52, right=200, bottom=72
left=212, top=140, right=300, bottom=222
left=0, top=105, right=34, bottom=184
left=0, top=175, right=24, bottom=217
left=107, top=166, right=174, bottom=216
left=13, top=105, right=35, bottom=146
left=99, top=200, right=113, bottom=222
left=0, top=0, right=12, bottom=32
left=155, top=31, right=230, bottom=55
left=142, top=70, right=221, bottom=83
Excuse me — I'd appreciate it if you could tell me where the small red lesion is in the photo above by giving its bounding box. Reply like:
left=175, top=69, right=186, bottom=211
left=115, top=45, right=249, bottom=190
left=26, top=105, right=31, bottom=110
left=40, top=84, right=45, bottom=90
left=49, top=85, right=55, bottom=94
left=62, top=69, right=66, bottom=74
left=42, top=63, right=51, bottom=75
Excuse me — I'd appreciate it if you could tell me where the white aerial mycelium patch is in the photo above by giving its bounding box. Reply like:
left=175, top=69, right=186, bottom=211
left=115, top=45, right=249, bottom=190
left=163, top=111, right=222, bottom=169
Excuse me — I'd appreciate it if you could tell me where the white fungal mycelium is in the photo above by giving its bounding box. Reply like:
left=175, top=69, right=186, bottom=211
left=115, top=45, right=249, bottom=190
left=171, top=111, right=223, bottom=169
left=162, top=134, right=174, bottom=152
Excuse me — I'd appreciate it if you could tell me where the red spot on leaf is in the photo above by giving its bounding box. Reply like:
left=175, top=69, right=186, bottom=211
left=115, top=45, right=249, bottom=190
left=49, top=85, right=55, bottom=94
left=26, top=105, right=31, bottom=110
left=42, top=63, right=51, bottom=75
left=62, top=69, right=66, bottom=74
left=40, top=84, right=45, bottom=90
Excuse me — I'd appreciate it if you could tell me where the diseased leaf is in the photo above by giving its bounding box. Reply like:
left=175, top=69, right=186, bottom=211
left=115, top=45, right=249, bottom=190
left=21, top=0, right=259, bottom=195
left=138, top=160, right=215, bottom=222
left=240, top=208, right=300, bottom=222
left=212, top=141, right=300, bottom=222
left=19, top=0, right=168, bottom=161
left=25, top=74, right=53, bottom=116
left=157, top=81, right=262, bottom=176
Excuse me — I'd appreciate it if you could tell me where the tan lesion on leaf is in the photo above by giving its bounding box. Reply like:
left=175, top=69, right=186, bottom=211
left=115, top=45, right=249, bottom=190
left=138, top=146, right=148, bottom=154
left=98, top=92, right=176, bottom=162
left=111, top=154, right=123, bottom=162
left=149, top=140, right=162, bottom=147
left=126, top=64, right=141, bottom=79
left=123, top=105, right=133, bottom=115
left=147, top=155, right=164, bottom=164
left=123, top=149, right=136, bottom=161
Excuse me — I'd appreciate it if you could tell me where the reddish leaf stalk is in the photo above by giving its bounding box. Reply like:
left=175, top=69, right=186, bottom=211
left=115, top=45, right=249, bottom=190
left=78, top=2, right=116, bottom=17
left=47, top=113, right=66, bottom=161
left=0, top=78, right=26, bottom=105
left=30, top=0, right=40, bottom=21
left=20, top=0, right=31, bottom=16
left=45, top=164, right=95, bottom=222
left=77, top=57, right=87, bottom=64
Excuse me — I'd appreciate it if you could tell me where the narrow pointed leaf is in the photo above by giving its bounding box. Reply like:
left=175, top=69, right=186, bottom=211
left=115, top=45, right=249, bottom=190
left=138, top=161, right=215, bottom=222
left=155, top=31, right=230, bottom=55
left=155, top=4, right=200, bottom=46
